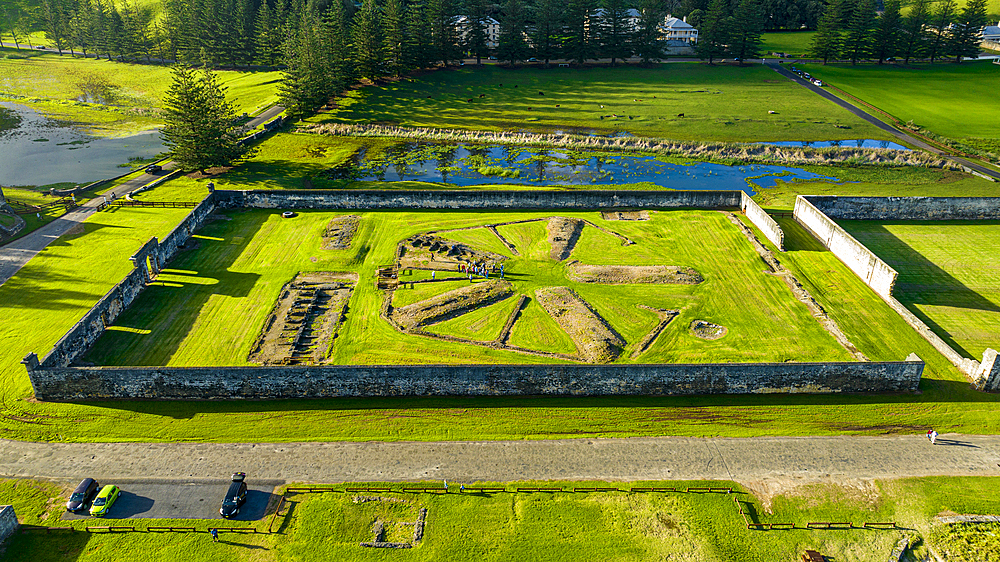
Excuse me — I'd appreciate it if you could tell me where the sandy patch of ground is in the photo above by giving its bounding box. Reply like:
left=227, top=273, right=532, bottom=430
left=534, top=286, right=625, bottom=363
left=547, top=218, right=584, bottom=261
left=567, top=262, right=703, bottom=285
left=248, top=272, right=357, bottom=365
left=601, top=210, right=649, bottom=221
left=322, top=215, right=360, bottom=250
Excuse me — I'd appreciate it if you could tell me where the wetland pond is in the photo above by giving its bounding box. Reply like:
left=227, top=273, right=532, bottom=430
left=757, top=139, right=910, bottom=150
left=0, top=101, right=164, bottom=186
left=328, top=142, right=838, bottom=193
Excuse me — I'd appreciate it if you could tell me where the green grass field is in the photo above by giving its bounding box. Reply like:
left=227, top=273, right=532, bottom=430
left=0, top=47, right=281, bottom=136
left=761, top=32, right=816, bottom=57
left=82, top=209, right=851, bottom=366
left=5, top=476, right=1000, bottom=562
left=311, top=64, right=891, bottom=142
left=798, top=61, right=1000, bottom=149
left=839, top=220, right=1000, bottom=360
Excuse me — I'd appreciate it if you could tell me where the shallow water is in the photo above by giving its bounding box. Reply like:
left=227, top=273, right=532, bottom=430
left=330, top=142, right=837, bottom=193
left=756, top=139, right=910, bottom=150
left=0, top=102, right=165, bottom=186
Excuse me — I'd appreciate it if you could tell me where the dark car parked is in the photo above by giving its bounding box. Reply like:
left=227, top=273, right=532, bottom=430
left=220, top=472, right=248, bottom=518
left=144, top=164, right=162, bottom=174
left=66, top=478, right=100, bottom=512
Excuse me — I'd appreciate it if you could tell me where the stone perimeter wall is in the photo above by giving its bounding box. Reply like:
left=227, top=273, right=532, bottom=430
left=794, top=196, right=898, bottom=296
left=741, top=192, right=784, bottom=251
left=794, top=195, right=1000, bottom=390
left=805, top=196, right=1000, bottom=221
left=22, top=195, right=218, bottom=372
left=212, top=188, right=744, bottom=210
left=0, top=505, right=18, bottom=545
left=28, top=361, right=924, bottom=401
left=26, top=188, right=931, bottom=400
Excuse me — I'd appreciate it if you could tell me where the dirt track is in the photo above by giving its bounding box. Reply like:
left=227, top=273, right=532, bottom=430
left=2, top=435, right=999, bottom=486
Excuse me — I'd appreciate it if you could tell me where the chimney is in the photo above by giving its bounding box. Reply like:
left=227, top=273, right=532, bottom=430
left=683, top=16, right=687, bottom=22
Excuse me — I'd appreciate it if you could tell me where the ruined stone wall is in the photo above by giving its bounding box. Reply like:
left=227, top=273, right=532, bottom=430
left=741, top=192, right=784, bottom=251
left=805, top=196, right=1000, bottom=221
left=0, top=505, right=18, bottom=544
left=212, top=189, right=744, bottom=211
left=977, top=349, right=1000, bottom=392
left=25, top=194, right=217, bottom=373
left=794, top=195, right=897, bottom=296
left=28, top=360, right=924, bottom=401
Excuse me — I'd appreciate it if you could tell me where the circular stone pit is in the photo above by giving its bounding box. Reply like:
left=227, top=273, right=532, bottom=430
left=690, top=320, right=728, bottom=340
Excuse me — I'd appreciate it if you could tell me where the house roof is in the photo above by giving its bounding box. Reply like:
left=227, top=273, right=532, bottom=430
left=662, top=17, right=694, bottom=30
left=983, top=25, right=1000, bottom=37
left=591, top=8, right=642, bottom=18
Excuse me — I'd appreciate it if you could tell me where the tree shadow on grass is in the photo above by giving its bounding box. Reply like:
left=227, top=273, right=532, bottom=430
left=81, top=213, right=265, bottom=366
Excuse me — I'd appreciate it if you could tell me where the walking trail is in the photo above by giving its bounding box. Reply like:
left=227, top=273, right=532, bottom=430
left=2, top=435, right=999, bottom=486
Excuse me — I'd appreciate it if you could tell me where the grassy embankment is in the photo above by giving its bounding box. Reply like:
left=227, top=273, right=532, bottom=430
left=4, top=476, right=1000, bottom=562
left=0, top=46, right=282, bottom=137
left=798, top=61, right=1000, bottom=159
left=310, top=64, right=892, bottom=143
left=82, top=209, right=852, bottom=367
left=840, top=220, right=1000, bottom=360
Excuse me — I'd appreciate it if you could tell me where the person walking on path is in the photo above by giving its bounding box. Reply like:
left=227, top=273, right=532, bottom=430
left=927, top=429, right=938, bottom=445
left=210, top=528, right=219, bottom=542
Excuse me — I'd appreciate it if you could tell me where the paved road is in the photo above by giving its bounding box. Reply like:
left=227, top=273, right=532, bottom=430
left=768, top=62, right=1000, bottom=181
left=0, top=163, right=177, bottom=286
left=3, top=435, right=999, bottom=485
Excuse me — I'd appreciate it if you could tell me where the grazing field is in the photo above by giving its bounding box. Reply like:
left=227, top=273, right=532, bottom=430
left=83, top=209, right=851, bottom=366
left=798, top=61, right=1000, bottom=151
left=760, top=32, right=816, bottom=57
left=6, top=476, right=1000, bottom=562
left=839, top=220, right=1000, bottom=360
left=312, top=64, right=890, bottom=142
left=0, top=47, right=281, bottom=136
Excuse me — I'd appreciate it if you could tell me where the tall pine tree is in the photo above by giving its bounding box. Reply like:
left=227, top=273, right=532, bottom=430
left=383, top=0, right=408, bottom=75
left=633, top=0, right=665, bottom=63
left=599, top=0, right=632, bottom=65
left=563, top=0, right=595, bottom=64
left=900, top=0, right=930, bottom=64
left=696, top=0, right=730, bottom=64
left=949, top=0, right=988, bottom=62
left=496, top=0, right=529, bottom=64
left=871, top=0, right=900, bottom=64
left=530, top=0, right=562, bottom=65
left=927, top=0, right=956, bottom=63
left=842, top=0, right=875, bottom=64
left=161, top=66, right=252, bottom=172
left=730, top=0, right=765, bottom=63
left=352, top=0, right=385, bottom=81
left=809, top=0, right=845, bottom=64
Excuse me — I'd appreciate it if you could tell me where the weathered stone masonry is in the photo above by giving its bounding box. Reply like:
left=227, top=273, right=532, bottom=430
left=24, top=188, right=928, bottom=400
left=0, top=505, right=18, bottom=545
left=793, top=195, right=1000, bottom=390
left=26, top=361, right=924, bottom=401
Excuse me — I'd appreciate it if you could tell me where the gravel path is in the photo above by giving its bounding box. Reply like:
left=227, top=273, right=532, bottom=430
left=2, top=435, right=999, bottom=485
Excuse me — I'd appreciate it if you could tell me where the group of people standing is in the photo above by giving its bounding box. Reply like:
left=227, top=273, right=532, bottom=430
left=458, top=260, right=505, bottom=280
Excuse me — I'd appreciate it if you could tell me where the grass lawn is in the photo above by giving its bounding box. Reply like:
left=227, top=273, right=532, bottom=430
left=6, top=476, right=1000, bottom=562
left=83, top=209, right=851, bottom=366
left=0, top=47, right=281, bottom=136
left=798, top=61, right=1000, bottom=150
left=310, top=64, right=891, bottom=143
left=761, top=32, right=816, bottom=57
left=838, top=220, right=1000, bottom=360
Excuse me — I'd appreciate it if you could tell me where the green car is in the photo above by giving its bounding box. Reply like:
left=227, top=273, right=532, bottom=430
left=89, top=485, right=120, bottom=517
